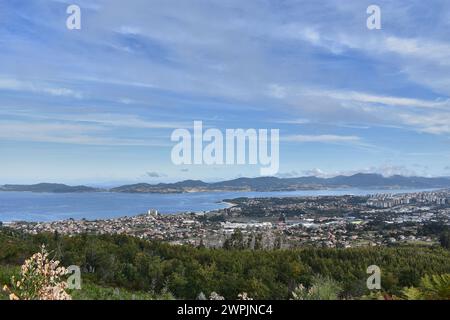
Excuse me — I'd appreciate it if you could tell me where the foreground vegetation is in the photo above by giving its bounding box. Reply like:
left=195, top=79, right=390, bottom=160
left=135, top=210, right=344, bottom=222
left=0, top=228, right=449, bottom=300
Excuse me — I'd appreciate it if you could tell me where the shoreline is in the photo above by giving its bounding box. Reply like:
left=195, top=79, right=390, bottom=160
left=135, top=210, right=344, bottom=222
left=220, top=201, right=237, bottom=208
left=0, top=188, right=442, bottom=224
left=0, top=185, right=445, bottom=195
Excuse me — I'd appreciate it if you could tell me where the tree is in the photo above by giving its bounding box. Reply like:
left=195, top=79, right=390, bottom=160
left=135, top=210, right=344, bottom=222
left=439, top=232, right=450, bottom=250
left=223, top=229, right=245, bottom=250
left=254, top=233, right=263, bottom=250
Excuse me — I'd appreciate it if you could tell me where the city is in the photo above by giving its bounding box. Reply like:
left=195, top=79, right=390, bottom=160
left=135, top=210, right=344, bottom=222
left=7, top=190, right=450, bottom=249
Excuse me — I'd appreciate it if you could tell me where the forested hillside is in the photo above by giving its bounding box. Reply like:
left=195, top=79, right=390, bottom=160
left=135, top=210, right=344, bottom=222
left=0, top=228, right=449, bottom=300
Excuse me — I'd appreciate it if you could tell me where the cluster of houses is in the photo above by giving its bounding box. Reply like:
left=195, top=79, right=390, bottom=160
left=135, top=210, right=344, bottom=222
left=6, top=190, right=450, bottom=249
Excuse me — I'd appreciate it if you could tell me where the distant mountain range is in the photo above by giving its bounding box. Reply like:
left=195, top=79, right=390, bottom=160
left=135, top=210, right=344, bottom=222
left=2, top=174, right=450, bottom=193
left=0, top=183, right=99, bottom=193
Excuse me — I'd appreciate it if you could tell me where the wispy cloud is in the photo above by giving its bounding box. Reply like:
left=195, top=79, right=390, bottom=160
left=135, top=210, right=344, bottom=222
left=322, top=91, right=450, bottom=109
left=301, top=165, right=420, bottom=178
left=283, top=134, right=361, bottom=143
left=269, top=85, right=450, bottom=110
left=398, top=112, right=450, bottom=135
left=383, top=36, right=450, bottom=66
left=50, top=113, right=188, bottom=129
left=0, top=109, right=187, bottom=130
left=0, top=77, right=83, bottom=99
left=276, top=118, right=311, bottom=125
left=0, top=120, right=168, bottom=146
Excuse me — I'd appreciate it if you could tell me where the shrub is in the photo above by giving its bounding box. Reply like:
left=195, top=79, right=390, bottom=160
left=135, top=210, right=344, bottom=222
left=2, top=245, right=71, bottom=300
left=291, top=275, right=342, bottom=300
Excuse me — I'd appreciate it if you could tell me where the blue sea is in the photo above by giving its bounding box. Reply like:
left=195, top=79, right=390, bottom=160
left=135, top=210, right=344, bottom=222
left=0, top=188, right=434, bottom=222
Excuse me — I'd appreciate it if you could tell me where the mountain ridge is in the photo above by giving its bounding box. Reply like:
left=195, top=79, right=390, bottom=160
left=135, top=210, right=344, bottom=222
left=0, top=183, right=100, bottom=193
left=2, top=174, right=450, bottom=193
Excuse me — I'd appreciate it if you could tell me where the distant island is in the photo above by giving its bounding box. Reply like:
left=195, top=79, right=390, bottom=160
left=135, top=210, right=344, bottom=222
left=0, top=183, right=100, bottom=193
left=2, top=173, right=450, bottom=194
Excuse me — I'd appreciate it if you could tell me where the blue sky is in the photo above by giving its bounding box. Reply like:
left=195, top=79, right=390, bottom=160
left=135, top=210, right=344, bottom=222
left=1, top=0, right=450, bottom=184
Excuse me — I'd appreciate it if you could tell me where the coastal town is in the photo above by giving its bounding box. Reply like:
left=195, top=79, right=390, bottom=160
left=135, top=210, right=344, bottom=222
left=5, top=190, right=450, bottom=249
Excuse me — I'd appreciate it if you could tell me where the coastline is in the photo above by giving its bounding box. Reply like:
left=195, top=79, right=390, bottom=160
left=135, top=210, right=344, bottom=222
left=220, top=201, right=237, bottom=209
left=0, top=187, right=441, bottom=224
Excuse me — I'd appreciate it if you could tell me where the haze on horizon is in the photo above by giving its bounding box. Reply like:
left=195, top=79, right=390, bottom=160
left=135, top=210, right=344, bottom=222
left=1, top=0, right=450, bottom=185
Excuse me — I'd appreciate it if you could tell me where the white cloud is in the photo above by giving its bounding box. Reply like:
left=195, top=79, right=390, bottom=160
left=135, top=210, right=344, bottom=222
left=383, top=36, right=450, bottom=66
left=0, top=120, right=167, bottom=146
left=284, top=134, right=361, bottom=143
left=276, top=23, right=345, bottom=54
left=302, top=165, right=419, bottom=178
left=277, top=118, right=311, bottom=125
left=62, top=113, right=188, bottom=129
left=301, top=168, right=327, bottom=177
left=268, top=84, right=287, bottom=99
left=398, top=112, right=450, bottom=135
left=275, top=86, right=450, bottom=110
left=325, top=91, right=449, bottom=109
left=0, top=77, right=83, bottom=99
left=0, top=110, right=187, bottom=130
left=271, top=84, right=450, bottom=136
left=116, top=25, right=142, bottom=35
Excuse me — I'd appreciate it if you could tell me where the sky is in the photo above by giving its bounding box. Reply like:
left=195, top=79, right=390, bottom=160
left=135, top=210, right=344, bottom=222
left=1, top=0, right=450, bottom=184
